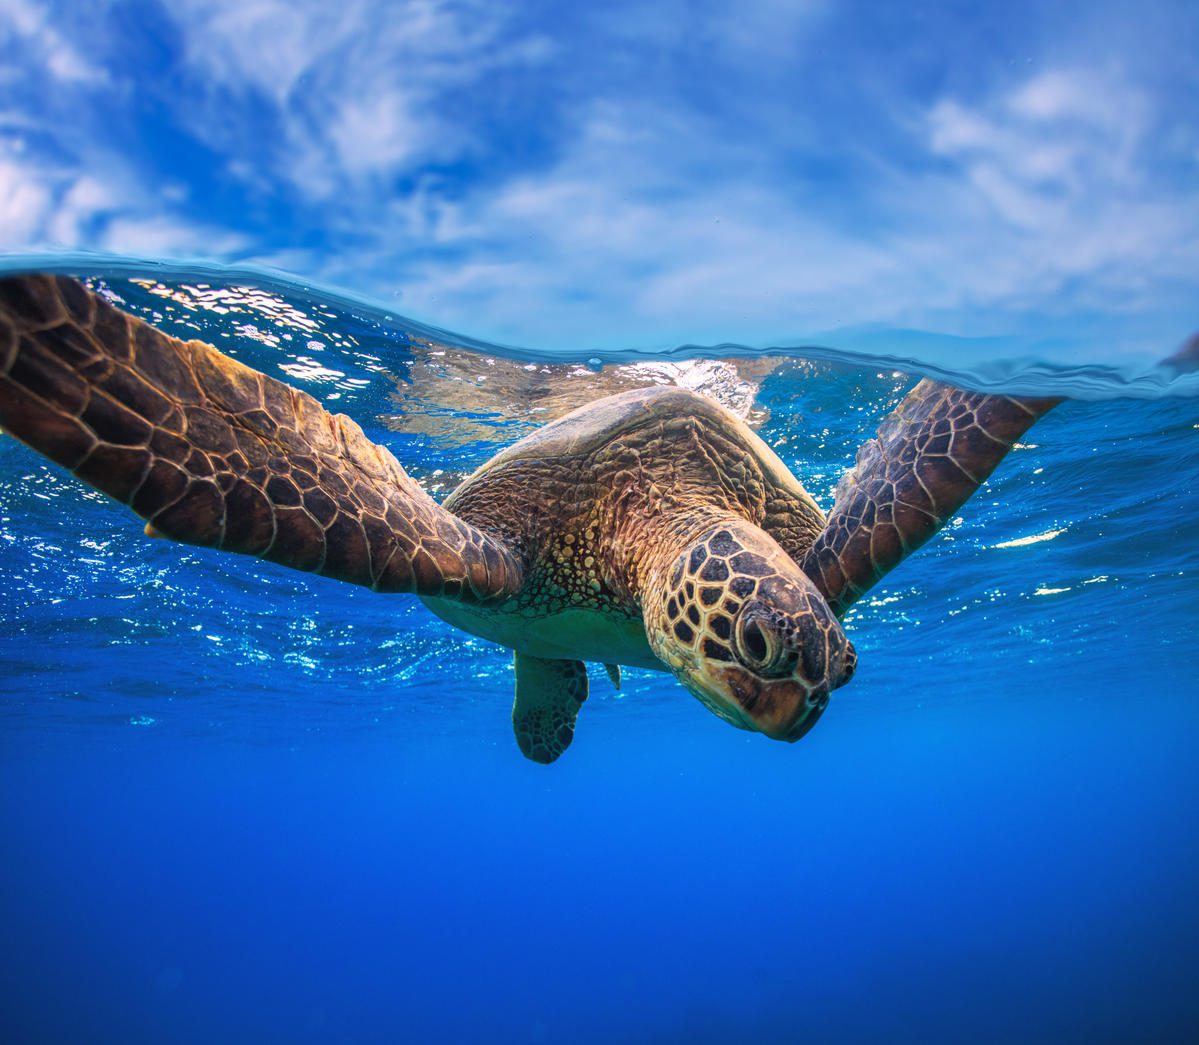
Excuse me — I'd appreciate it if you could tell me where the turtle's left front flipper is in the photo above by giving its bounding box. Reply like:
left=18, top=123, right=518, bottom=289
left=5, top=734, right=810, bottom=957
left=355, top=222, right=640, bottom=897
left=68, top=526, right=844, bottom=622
left=801, top=379, right=1059, bottom=615
left=0, top=275, right=523, bottom=602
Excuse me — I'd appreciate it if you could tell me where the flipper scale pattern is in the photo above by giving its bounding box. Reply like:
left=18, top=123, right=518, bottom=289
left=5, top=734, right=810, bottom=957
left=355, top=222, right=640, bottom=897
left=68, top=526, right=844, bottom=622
left=801, top=379, right=1058, bottom=615
left=0, top=275, right=523, bottom=602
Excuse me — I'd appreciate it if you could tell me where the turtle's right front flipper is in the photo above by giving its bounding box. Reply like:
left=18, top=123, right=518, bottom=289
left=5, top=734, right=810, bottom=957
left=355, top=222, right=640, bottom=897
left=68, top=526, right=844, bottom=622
left=801, top=379, right=1059, bottom=615
left=0, top=275, right=523, bottom=602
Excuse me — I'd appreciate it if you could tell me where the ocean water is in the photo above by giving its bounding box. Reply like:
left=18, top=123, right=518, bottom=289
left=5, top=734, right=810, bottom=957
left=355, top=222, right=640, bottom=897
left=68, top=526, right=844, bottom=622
left=1, top=272, right=1197, bottom=1044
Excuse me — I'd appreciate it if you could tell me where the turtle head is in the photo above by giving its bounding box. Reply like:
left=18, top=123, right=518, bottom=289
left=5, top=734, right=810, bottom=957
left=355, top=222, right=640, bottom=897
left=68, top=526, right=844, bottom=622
left=645, top=520, right=856, bottom=741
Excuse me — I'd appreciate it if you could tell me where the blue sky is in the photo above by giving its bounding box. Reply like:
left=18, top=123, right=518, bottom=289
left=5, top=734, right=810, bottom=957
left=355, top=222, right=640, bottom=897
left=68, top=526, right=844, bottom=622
left=1, top=0, right=1197, bottom=358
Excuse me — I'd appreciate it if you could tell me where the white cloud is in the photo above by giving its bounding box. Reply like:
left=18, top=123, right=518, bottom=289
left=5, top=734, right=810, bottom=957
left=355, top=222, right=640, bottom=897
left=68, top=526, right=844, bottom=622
left=911, top=66, right=1198, bottom=315
left=1, top=0, right=109, bottom=86
left=354, top=103, right=905, bottom=347
left=1, top=2, right=1193, bottom=364
left=930, top=68, right=1149, bottom=192
left=317, top=63, right=1197, bottom=355
left=100, top=216, right=248, bottom=258
left=326, top=90, right=425, bottom=179
left=0, top=139, right=247, bottom=260
left=1006, top=69, right=1140, bottom=133
left=165, top=0, right=552, bottom=200
left=46, top=175, right=114, bottom=243
left=0, top=151, right=54, bottom=242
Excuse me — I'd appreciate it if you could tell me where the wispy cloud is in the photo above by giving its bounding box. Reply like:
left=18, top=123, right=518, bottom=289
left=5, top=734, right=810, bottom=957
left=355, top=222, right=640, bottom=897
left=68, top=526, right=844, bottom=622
left=333, top=62, right=1199, bottom=352
left=0, top=1, right=251, bottom=259
left=1, top=0, right=109, bottom=86
left=908, top=67, right=1198, bottom=316
left=0, top=0, right=1195, bottom=361
left=0, top=136, right=247, bottom=259
left=164, top=0, right=553, bottom=200
left=365, top=101, right=903, bottom=346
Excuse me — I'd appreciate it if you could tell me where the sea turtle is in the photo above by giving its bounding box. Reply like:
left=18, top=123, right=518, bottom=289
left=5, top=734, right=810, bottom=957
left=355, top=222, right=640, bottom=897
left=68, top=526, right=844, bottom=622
left=0, top=275, right=1058, bottom=762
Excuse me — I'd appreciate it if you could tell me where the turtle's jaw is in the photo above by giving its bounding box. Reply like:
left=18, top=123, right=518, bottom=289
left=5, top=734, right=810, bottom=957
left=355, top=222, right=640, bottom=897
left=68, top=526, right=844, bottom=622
left=705, top=665, right=833, bottom=742
left=648, top=627, right=857, bottom=741
left=655, top=644, right=832, bottom=740
left=668, top=634, right=855, bottom=741
left=756, top=689, right=829, bottom=743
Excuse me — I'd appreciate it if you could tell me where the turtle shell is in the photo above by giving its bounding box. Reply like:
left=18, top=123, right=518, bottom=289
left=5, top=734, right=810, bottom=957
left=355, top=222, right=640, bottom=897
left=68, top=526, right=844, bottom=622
left=464, top=385, right=816, bottom=509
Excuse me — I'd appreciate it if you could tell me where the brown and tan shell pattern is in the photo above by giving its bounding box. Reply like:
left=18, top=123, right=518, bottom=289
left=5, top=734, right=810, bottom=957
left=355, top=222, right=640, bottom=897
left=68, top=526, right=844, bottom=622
left=475, top=384, right=803, bottom=490
left=442, top=387, right=831, bottom=621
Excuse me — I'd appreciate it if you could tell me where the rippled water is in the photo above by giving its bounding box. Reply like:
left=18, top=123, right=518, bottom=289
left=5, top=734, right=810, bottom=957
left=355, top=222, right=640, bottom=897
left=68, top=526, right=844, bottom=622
left=2, top=271, right=1197, bottom=1043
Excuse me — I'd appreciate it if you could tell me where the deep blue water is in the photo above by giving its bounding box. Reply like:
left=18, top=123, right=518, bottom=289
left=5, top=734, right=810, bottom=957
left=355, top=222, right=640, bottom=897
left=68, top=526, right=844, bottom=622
left=2, top=276, right=1198, bottom=1043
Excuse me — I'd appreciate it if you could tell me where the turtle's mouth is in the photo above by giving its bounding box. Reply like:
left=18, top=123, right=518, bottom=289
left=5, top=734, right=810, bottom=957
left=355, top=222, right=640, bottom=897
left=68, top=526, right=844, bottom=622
left=721, top=665, right=831, bottom=741
left=680, top=664, right=831, bottom=742
left=650, top=617, right=843, bottom=742
left=774, top=690, right=830, bottom=742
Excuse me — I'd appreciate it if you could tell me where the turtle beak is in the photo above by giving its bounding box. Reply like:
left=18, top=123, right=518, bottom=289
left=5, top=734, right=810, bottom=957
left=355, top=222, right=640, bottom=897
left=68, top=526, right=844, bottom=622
left=754, top=680, right=831, bottom=742
left=704, top=666, right=827, bottom=742
left=712, top=635, right=856, bottom=742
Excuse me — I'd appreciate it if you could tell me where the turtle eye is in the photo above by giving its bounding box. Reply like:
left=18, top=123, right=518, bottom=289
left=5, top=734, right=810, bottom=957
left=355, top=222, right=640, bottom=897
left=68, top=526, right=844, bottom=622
left=734, top=609, right=792, bottom=678
left=742, top=618, right=769, bottom=661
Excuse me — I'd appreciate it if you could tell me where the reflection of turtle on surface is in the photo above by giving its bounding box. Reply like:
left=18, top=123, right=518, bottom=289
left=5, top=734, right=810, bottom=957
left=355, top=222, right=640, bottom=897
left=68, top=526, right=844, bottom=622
left=385, top=343, right=781, bottom=453
left=0, top=275, right=1057, bottom=763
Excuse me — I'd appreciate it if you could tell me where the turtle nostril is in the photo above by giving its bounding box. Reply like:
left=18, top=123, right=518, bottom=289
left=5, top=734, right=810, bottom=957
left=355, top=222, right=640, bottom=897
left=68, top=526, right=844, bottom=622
left=840, top=641, right=858, bottom=685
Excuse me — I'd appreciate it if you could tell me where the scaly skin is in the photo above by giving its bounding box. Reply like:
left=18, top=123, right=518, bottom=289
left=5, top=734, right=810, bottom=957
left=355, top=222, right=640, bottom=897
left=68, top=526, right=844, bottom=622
left=512, top=655, right=589, bottom=764
left=0, top=275, right=523, bottom=601
left=443, top=401, right=856, bottom=738
left=800, top=380, right=1059, bottom=615
left=442, top=394, right=828, bottom=619
left=0, top=274, right=1060, bottom=755
left=640, top=517, right=856, bottom=740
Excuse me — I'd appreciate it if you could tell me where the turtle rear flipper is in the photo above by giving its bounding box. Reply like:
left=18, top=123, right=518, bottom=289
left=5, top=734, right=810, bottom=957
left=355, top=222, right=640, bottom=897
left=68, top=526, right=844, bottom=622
left=0, top=275, right=523, bottom=602
left=801, top=379, right=1059, bottom=615
left=512, top=654, right=588, bottom=764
